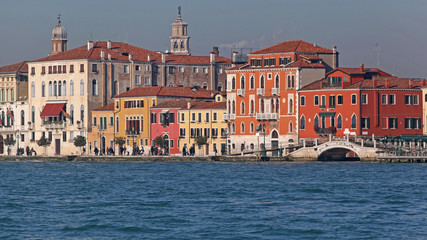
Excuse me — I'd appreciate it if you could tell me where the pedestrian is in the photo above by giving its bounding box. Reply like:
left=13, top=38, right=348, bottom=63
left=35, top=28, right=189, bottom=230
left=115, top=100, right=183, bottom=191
left=94, top=147, right=99, bottom=156
left=26, top=146, right=30, bottom=156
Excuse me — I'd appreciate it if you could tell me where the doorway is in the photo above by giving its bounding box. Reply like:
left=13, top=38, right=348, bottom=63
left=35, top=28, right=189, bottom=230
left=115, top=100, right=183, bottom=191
left=55, top=139, right=61, bottom=155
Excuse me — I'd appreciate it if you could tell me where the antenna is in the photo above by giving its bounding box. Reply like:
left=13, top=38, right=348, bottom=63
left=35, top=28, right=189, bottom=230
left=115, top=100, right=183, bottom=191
left=374, top=43, right=381, bottom=68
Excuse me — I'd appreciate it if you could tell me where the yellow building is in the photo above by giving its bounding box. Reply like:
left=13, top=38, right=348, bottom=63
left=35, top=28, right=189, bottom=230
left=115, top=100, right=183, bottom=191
left=87, top=103, right=115, bottom=155
left=178, top=94, right=227, bottom=155
left=113, top=86, right=218, bottom=154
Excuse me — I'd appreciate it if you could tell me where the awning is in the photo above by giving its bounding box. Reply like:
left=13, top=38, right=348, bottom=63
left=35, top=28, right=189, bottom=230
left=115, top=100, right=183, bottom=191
left=319, top=112, right=335, bottom=117
left=40, top=103, right=65, bottom=119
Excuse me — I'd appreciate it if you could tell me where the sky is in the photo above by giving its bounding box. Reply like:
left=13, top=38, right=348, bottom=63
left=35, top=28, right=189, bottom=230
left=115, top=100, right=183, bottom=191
left=1, top=0, right=426, bottom=78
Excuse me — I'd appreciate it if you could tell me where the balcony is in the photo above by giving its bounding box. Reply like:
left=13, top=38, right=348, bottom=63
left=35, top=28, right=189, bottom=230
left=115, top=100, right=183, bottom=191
left=28, top=122, right=35, bottom=130
left=230, top=114, right=236, bottom=120
left=237, top=89, right=245, bottom=97
left=271, top=88, right=279, bottom=95
left=329, top=104, right=336, bottom=109
left=319, top=104, right=326, bottom=109
left=0, top=126, right=13, bottom=133
left=44, top=121, right=66, bottom=129
left=256, top=88, right=265, bottom=96
left=77, top=121, right=84, bottom=129
left=256, top=113, right=279, bottom=120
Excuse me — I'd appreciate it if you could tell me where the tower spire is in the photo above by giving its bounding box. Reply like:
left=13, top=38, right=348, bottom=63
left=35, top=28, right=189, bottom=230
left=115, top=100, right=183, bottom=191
left=170, top=6, right=190, bottom=55
left=57, top=13, right=61, bottom=23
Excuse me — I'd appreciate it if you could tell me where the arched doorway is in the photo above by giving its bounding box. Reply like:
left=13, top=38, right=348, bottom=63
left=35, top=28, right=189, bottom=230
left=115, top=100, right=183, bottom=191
left=0, top=135, right=3, bottom=154
left=101, top=136, right=106, bottom=155
left=163, top=134, right=169, bottom=155
left=271, top=129, right=279, bottom=156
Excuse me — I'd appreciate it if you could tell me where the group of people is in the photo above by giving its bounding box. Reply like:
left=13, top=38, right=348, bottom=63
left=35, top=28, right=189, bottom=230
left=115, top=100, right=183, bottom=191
left=182, top=145, right=196, bottom=156
left=94, top=147, right=115, bottom=156
left=150, top=146, right=168, bottom=155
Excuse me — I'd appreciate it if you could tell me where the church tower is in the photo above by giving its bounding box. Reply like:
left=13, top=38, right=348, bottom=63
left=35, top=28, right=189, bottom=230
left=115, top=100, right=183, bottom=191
left=170, top=6, right=190, bottom=55
left=50, top=14, right=67, bottom=56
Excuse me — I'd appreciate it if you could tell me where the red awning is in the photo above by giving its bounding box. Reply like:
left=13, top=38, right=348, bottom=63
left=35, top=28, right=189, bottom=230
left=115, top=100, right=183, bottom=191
left=40, top=103, right=65, bottom=118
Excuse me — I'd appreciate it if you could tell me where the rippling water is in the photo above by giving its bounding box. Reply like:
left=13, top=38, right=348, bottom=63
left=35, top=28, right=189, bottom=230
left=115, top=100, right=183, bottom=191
left=0, top=161, right=426, bottom=239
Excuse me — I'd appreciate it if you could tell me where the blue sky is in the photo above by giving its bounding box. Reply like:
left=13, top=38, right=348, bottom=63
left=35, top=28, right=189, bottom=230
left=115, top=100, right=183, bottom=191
left=1, top=0, right=426, bottom=78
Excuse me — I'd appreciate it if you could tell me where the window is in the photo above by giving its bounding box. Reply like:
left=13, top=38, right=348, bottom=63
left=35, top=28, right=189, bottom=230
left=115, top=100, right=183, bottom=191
left=329, top=95, right=335, bottom=108
left=404, top=95, right=412, bottom=105
left=93, top=117, right=97, bottom=126
left=240, top=76, right=245, bottom=89
left=250, top=123, right=254, bottom=133
left=31, top=67, right=35, bottom=75
left=361, top=117, right=370, bottom=129
left=92, top=64, right=98, bottom=73
left=193, top=67, right=198, bottom=73
left=241, top=123, right=245, bottom=133
left=31, top=82, right=35, bottom=98
left=314, top=95, right=319, bottom=106
left=180, top=113, right=185, bottom=122
left=300, top=96, right=305, bottom=106
left=151, top=113, right=157, bottom=123
left=110, top=117, right=113, bottom=126
left=178, top=66, right=184, bottom=72
left=135, top=65, right=140, bottom=71
left=80, top=64, right=84, bottom=73
left=69, top=65, right=74, bottom=73
left=92, top=79, right=98, bottom=96
left=337, top=95, right=343, bottom=105
left=31, top=106, right=35, bottom=123
left=300, top=115, right=305, bottom=130
left=41, top=66, right=46, bottom=75
left=351, top=114, right=357, bottom=129
left=275, top=75, right=279, bottom=88
left=389, top=94, right=395, bottom=105
left=198, top=113, right=202, bottom=122
left=351, top=94, right=357, bottom=104
left=413, top=95, right=419, bottom=105
left=144, top=77, right=150, bottom=85
left=203, top=68, right=208, bottom=74
left=124, top=65, right=129, bottom=74
left=168, top=66, right=174, bottom=74
left=70, top=105, right=74, bottom=124
left=314, top=115, right=319, bottom=128
left=80, top=105, right=85, bottom=122
left=388, top=118, right=398, bottom=129
left=361, top=94, right=368, bottom=104
left=180, top=128, right=186, bottom=137
left=240, top=101, right=245, bottom=114
left=381, top=94, right=387, bottom=105
left=232, top=77, right=236, bottom=90
left=191, top=113, right=196, bottom=122
left=135, top=75, right=141, bottom=85
left=260, top=75, right=265, bottom=89
left=213, top=112, right=217, bottom=121
left=250, top=76, right=255, bottom=90
left=80, top=80, right=85, bottom=96
left=205, top=113, right=209, bottom=122
left=42, top=82, right=46, bottom=97
left=320, top=95, right=326, bottom=108
left=405, top=118, right=421, bottom=129
left=337, top=115, right=342, bottom=129
left=70, top=80, right=74, bottom=96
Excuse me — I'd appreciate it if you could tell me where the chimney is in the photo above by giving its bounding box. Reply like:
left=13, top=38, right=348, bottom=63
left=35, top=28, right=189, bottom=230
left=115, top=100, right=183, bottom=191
left=409, top=80, right=412, bottom=89
left=108, top=53, right=111, bottom=61
left=372, top=79, right=376, bottom=88
left=129, top=54, right=132, bottom=62
left=332, top=45, right=337, bottom=53
left=360, top=64, right=364, bottom=72
left=100, top=50, right=105, bottom=60
left=423, top=80, right=427, bottom=86
left=385, top=78, right=389, bottom=88
left=107, top=40, right=111, bottom=49
left=87, top=41, right=93, bottom=51
left=212, top=47, right=219, bottom=57
left=210, top=52, right=215, bottom=64
left=313, top=43, right=317, bottom=47
left=232, top=51, right=238, bottom=64
left=147, top=54, right=151, bottom=62
left=332, top=45, right=338, bottom=69
left=162, top=53, right=166, bottom=63
left=187, top=102, right=191, bottom=109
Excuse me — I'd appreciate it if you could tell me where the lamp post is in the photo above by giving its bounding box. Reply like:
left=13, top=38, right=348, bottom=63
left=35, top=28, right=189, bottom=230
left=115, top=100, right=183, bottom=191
left=16, top=129, right=20, bottom=156
left=256, top=122, right=267, bottom=157
left=127, top=127, right=137, bottom=155
left=98, top=130, right=104, bottom=156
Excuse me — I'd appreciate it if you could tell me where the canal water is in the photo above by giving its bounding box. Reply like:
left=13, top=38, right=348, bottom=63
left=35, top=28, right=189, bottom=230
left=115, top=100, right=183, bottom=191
left=0, top=161, right=426, bottom=239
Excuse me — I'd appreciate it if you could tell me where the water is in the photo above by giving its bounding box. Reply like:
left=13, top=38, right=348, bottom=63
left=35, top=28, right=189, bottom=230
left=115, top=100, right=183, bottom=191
left=0, top=161, right=426, bottom=239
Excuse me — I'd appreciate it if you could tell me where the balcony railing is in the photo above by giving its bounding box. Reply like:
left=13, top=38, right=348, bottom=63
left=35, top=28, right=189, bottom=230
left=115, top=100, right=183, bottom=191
left=329, top=104, right=336, bottom=109
left=77, top=121, right=84, bottom=129
left=237, top=89, right=245, bottom=97
left=44, top=121, right=66, bottom=129
left=28, top=123, right=35, bottom=130
left=256, top=88, right=265, bottom=96
left=0, top=126, right=13, bottom=132
left=256, top=113, right=279, bottom=120
left=271, top=88, right=279, bottom=95
left=319, top=104, right=326, bottom=109
left=230, top=114, right=236, bottom=120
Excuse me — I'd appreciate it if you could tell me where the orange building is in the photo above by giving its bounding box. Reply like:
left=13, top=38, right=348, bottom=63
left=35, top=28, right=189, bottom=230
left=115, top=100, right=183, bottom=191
left=87, top=103, right=115, bottom=155
left=225, top=40, right=338, bottom=156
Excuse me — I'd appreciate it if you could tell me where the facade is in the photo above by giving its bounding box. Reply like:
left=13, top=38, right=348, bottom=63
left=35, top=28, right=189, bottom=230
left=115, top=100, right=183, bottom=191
left=299, top=68, right=423, bottom=140
left=225, top=40, right=338, bottom=155
left=113, top=86, right=218, bottom=154
left=0, top=61, right=29, bottom=155
left=87, top=103, right=115, bottom=155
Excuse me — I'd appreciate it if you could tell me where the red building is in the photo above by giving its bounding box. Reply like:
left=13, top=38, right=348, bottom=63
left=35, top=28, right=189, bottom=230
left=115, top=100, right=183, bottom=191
left=299, top=66, right=424, bottom=140
left=225, top=40, right=338, bottom=155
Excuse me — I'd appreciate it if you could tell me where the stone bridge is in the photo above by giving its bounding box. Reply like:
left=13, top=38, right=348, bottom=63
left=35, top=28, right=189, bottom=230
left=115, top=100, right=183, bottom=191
left=287, top=140, right=378, bottom=161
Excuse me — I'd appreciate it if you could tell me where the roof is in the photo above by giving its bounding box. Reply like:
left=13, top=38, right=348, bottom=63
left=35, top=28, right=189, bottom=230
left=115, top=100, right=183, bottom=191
left=152, top=99, right=226, bottom=110
left=285, top=59, right=325, bottom=68
left=250, top=40, right=333, bottom=55
left=30, top=41, right=231, bottom=64
left=93, top=103, right=114, bottom=111
left=0, top=61, right=28, bottom=73
left=328, top=67, right=390, bottom=76
left=301, top=76, right=425, bottom=91
left=114, top=86, right=218, bottom=99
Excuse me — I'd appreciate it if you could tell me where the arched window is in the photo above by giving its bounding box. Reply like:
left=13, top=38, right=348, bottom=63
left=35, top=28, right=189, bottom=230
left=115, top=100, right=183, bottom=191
left=241, top=122, right=245, bottom=133
left=289, top=99, right=293, bottom=114
left=80, top=105, right=84, bottom=122
left=70, top=80, right=74, bottom=96
left=291, top=75, right=295, bottom=88
left=337, top=114, right=342, bottom=129
left=174, top=41, right=178, bottom=49
left=240, top=101, right=245, bottom=115
left=300, top=115, right=306, bottom=130
left=42, top=82, right=46, bottom=97
left=260, top=99, right=265, bottom=113
left=141, top=116, right=144, bottom=132
left=180, top=41, right=185, bottom=49
left=240, top=76, right=245, bottom=89
left=250, top=100, right=255, bottom=114
left=232, top=122, right=236, bottom=133
left=70, top=105, right=74, bottom=124
left=92, top=79, right=98, bottom=96
left=260, top=75, right=265, bottom=88
left=271, top=99, right=274, bottom=114
left=31, top=82, right=35, bottom=98
left=58, top=81, right=62, bottom=96
left=271, top=130, right=279, bottom=138
left=53, top=81, right=58, bottom=96
left=20, top=110, right=25, bottom=126
left=80, top=80, right=85, bottom=96
left=48, top=81, right=53, bottom=96
left=232, top=100, right=236, bottom=114
left=250, top=76, right=255, bottom=89
left=228, top=100, right=231, bottom=114
left=275, top=75, right=279, bottom=88
left=232, top=77, right=236, bottom=90
left=116, top=117, right=119, bottom=133
left=351, top=114, right=357, bottom=129
left=63, top=80, right=67, bottom=96
left=250, top=122, right=254, bottom=133
left=289, top=121, right=293, bottom=133
left=31, top=106, right=35, bottom=123
left=276, top=99, right=280, bottom=113
left=314, top=115, right=319, bottom=128
left=287, top=75, right=291, bottom=88
left=202, top=82, right=208, bottom=89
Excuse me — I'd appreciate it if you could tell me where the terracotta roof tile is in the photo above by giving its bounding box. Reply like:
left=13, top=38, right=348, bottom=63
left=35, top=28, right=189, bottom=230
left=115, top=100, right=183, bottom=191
left=250, top=40, right=333, bottom=55
left=286, top=59, right=325, bottom=68
left=166, top=54, right=231, bottom=64
left=0, top=61, right=28, bottom=73
left=93, top=103, right=114, bottom=111
left=151, top=99, right=225, bottom=110
left=114, top=86, right=217, bottom=99
left=151, top=100, right=190, bottom=109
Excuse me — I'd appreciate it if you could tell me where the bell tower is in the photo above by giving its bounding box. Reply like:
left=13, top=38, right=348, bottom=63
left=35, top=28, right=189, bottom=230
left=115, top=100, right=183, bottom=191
left=170, top=6, right=190, bottom=55
left=50, top=14, right=67, bottom=56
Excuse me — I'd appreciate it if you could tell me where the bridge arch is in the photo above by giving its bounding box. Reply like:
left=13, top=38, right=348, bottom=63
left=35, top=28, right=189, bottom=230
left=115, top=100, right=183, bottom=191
left=317, top=144, right=360, bottom=161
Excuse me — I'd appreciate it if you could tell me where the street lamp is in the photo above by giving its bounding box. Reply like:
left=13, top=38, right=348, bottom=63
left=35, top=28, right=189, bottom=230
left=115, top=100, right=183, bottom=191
left=127, top=127, right=137, bottom=155
left=16, top=129, right=20, bottom=156
left=98, top=130, right=104, bottom=156
left=256, top=123, right=267, bottom=157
